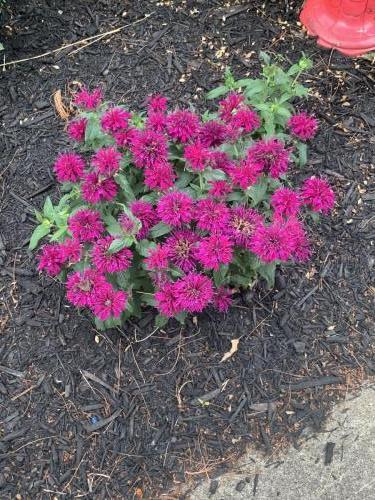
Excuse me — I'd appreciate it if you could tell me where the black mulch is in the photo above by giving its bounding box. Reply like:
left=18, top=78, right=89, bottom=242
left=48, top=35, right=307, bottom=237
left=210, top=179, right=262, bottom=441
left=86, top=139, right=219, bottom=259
left=0, top=1, right=374, bottom=498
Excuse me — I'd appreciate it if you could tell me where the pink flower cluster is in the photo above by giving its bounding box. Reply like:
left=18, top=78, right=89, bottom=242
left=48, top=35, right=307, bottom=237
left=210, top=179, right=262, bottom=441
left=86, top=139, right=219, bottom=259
left=38, top=87, right=335, bottom=325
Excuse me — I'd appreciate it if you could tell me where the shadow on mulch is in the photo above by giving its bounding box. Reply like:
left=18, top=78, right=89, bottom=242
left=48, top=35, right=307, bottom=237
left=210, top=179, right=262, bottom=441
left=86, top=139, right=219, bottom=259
left=0, top=1, right=374, bottom=497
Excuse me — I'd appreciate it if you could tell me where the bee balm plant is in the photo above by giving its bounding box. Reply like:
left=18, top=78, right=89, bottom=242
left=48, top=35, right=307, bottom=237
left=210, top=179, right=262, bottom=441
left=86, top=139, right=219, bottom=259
left=31, top=55, right=334, bottom=330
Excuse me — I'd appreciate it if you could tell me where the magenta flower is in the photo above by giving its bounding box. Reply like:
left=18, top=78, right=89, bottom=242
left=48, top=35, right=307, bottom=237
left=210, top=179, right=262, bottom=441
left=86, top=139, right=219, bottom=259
left=38, top=244, right=64, bottom=276
left=155, top=281, right=182, bottom=317
left=230, top=159, right=263, bottom=190
left=91, top=236, right=132, bottom=273
left=130, top=200, right=158, bottom=240
left=74, top=87, right=103, bottom=110
left=147, top=94, right=168, bottom=113
left=166, top=110, right=200, bottom=143
left=250, top=222, right=294, bottom=263
left=209, top=151, right=236, bottom=176
left=208, top=180, right=232, bottom=199
left=130, top=129, right=168, bottom=168
left=218, top=92, right=244, bottom=122
left=165, top=230, right=200, bottom=272
left=157, top=191, right=194, bottom=227
left=59, top=238, right=82, bottom=264
left=285, top=218, right=311, bottom=262
left=184, top=142, right=211, bottom=171
left=54, top=152, right=85, bottom=183
left=195, top=199, right=230, bottom=232
left=226, top=206, right=263, bottom=249
left=68, top=209, right=104, bottom=242
left=213, top=286, right=233, bottom=312
left=230, top=107, right=260, bottom=134
left=66, top=269, right=107, bottom=307
left=81, top=172, right=118, bottom=204
left=195, top=234, right=233, bottom=271
left=92, top=147, right=121, bottom=176
left=247, top=139, right=290, bottom=178
left=145, top=244, right=170, bottom=270
left=67, top=118, right=87, bottom=142
left=144, top=162, right=176, bottom=191
left=175, top=273, right=214, bottom=313
left=119, top=213, right=138, bottom=235
left=113, top=128, right=138, bottom=148
left=199, top=120, right=228, bottom=147
left=147, top=111, right=167, bottom=132
left=91, top=284, right=128, bottom=320
left=101, top=107, right=131, bottom=133
left=271, top=187, right=301, bottom=218
left=288, top=113, right=318, bottom=141
left=300, top=177, right=335, bottom=214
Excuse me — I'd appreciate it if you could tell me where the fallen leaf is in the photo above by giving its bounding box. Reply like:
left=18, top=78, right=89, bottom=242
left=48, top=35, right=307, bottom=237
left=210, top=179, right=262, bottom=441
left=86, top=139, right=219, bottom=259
left=220, top=338, right=239, bottom=363
left=53, top=89, right=70, bottom=120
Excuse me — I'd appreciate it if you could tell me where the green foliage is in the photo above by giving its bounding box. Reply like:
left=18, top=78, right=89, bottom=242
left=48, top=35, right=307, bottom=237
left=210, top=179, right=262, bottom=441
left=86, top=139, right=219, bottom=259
left=208, top=52, right=312, bottom=143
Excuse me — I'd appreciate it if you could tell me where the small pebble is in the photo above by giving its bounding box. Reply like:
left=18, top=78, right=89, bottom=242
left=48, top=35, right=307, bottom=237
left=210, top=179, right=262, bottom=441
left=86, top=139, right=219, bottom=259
left=33, top=100, right=49, bottom=110
left=209, top=479, right=219, bottom=495
left=235, top=480, right=246, bottom=492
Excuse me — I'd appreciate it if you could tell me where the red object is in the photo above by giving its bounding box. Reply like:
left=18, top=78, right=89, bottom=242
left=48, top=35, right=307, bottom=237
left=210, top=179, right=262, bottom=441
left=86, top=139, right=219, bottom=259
left=300, top=0, right=375, bottom=56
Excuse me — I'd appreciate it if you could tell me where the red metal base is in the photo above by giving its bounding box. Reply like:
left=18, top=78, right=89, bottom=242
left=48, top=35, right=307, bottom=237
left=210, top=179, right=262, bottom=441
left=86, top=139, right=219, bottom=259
left=300, top=0, right=375, bottom=56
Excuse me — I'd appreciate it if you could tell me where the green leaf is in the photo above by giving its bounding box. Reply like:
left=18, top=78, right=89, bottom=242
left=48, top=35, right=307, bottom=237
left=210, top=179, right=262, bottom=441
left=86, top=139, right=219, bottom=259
left=259, top=51, right=271, bottom=65
left=136, top=239, right=157, bottom=257
left=224, top=67, right=236, bottom=89
left=247, top=177, right=268, bottom=206
left=94, top=316, right=122, bottom=331
left=43, top=196, right=55, bottom=221
left=175, top=311, right=187, bottom=325
left=54, top=211, right=68, bottom=227
left=108, top=236, right=134, bottom=254
left=29, top=223, right=51, bottom=250
left=206, top=86, right=228, bottom=100
left=230, top=274, right=254, bottom=288
left=213, top=265, right=228, bottom=287
left=175, top=171, right=194, bottom=189
left=309, top=211, right=320, bottom=223
left=287, top=63, right=301, bottom=76
left=35, top=210, right=44, bottom=223
left=296, top=142, right=307, bottom=167
left=267, top=177, right=282, bottom=191
left=203, top=168, right=227, bottom=182
left=261, top=110, right=275, bottom=136
left=201, top=110, right=218, bottom=122
left=116, top=173, right=136, bottom=201
left=102, top=214, right=123, bottom=236
left=276, top=106, right=291, bottom=120
left=293, top=83, right=308, bottom=97
left=258, top=261, right=276, bottom=288
left=139, top=293, right=156, bottom=307
left=155, top=314, right=169, bottom=329
left=85, top=116, right=101, bottom=142
left=298, top=55, right=313, bottom=71
left=243, top=80, right=265, bottom=98
left=84, top=114, right=112, bottom=148
left=226, top=191, right=245, bottom=202
left=278, top=92, right=293, bottom=104
left=149, top=222, right=172, bottom=238
left=50, top=227, right=68, bottom=242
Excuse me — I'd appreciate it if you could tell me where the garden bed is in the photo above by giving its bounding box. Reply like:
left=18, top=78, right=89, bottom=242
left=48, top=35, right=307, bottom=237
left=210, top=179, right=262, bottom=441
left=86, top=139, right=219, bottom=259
left=0, top=1, right=374, bottom=497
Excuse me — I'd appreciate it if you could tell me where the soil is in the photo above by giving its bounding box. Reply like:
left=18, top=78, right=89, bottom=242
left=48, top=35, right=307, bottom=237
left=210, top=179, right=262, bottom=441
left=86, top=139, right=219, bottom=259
left=0, top=1, right=374, bottom=498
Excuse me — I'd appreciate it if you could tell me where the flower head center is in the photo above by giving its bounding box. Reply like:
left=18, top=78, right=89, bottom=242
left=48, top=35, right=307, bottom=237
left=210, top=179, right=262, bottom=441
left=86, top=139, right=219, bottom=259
left=175, top=239, right=191, bottom=258
left=233, top=216, right=253, bottom=235
left=78, top=279, right=92, bottom=292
